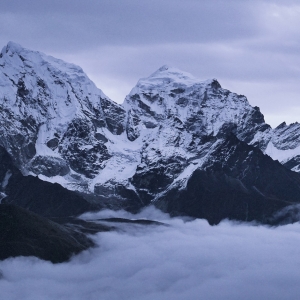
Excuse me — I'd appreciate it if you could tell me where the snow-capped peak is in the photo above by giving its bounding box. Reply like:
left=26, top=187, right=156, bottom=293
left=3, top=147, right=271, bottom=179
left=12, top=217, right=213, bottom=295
left=127, top=65, right=222, bottom=102
left=0, top=41, right=88, bottom=83
left=1, top=41, right=24, bottom=55
left=137, top=65, right=209, bottom=90
left=124, top=64, right=267, bottom=145
left=149, top=64, right=196, bottom=81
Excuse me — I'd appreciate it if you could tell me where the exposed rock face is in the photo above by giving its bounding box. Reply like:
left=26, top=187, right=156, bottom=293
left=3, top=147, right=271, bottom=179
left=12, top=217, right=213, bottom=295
left=30, top=155, right=70, bottom=177
left=59, top=118, right=111, bottom=178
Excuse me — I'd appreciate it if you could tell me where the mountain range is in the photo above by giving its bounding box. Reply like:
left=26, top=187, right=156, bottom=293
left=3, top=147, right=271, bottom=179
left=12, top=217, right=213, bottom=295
left=1, top=41, right=300, bottom=226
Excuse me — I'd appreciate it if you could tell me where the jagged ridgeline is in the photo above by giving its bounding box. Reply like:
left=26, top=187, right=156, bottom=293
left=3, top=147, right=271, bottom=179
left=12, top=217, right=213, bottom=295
left=1, top=42, right=300, bottom=224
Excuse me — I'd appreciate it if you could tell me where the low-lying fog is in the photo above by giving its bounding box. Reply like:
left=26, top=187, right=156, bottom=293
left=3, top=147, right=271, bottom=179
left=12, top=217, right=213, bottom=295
left=1, top=206, right=300, bottom=300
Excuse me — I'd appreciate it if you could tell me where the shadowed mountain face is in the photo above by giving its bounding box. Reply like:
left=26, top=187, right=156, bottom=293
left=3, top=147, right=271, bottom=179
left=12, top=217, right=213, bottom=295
left=0, top=204, right=95, bottom=263
left=153, top=134, right=300, bottom=225
left=0, top=146, right=96, bottom=218
left=1, top=43, right=300, bottom=225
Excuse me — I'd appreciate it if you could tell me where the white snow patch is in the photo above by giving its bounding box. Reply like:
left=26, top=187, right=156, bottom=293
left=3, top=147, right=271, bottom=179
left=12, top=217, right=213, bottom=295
left=0, top=192, right=7, bottom=203
left=79, top=144, right=93, bottom=151
left=89, top=129, right=142, bottom=191
left=1, top=170, right=12, bottom=188
left=37, top=174, right=70, bottom=186
left=264, top=141, right=300, bottom=163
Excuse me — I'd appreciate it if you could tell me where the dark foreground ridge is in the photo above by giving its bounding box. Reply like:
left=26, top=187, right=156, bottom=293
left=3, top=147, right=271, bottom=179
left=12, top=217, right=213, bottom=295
left=0, top=204, right=167, bottom=263
left=0, top=204, right=95, bottom=263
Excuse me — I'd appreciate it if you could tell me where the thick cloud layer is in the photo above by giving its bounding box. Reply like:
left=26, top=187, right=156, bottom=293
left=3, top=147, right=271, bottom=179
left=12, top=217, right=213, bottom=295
left=0, top=0, right=300, bottom=127
left=1, top=207, right=300, bottom=300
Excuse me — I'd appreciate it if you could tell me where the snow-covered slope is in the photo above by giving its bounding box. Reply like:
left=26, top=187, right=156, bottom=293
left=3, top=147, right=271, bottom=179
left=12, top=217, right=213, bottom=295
left=124, top=65, right=300, bottom=175
left=250, top=122, right=300, bottom=171
left=0, top=42, right=132, bottom=195
left=124, top=65, right=269, bottom=142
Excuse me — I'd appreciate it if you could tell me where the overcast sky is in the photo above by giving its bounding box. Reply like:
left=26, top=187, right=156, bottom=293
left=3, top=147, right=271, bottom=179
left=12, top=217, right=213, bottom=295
left=0, top=0, right=300, bottom=127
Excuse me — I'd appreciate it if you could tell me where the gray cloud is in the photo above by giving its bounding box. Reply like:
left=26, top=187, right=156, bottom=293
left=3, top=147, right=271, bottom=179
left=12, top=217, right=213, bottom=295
left=1, top=207, right=300, bottom=300
left=0, top=0, right=260, bottom=50
left=0, top=0, right=300, bottom=126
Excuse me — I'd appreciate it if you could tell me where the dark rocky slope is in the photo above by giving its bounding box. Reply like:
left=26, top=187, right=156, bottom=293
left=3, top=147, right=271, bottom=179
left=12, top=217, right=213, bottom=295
left=154, top=134, right=300, bottom=225
left=0, top=146, right=96, bottom=218
left=0, top=204, right=95, bottom=263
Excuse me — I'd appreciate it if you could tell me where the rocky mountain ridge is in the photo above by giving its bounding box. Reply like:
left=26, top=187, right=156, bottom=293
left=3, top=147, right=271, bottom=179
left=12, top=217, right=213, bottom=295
left=1, top=42, right=300, bottom=224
